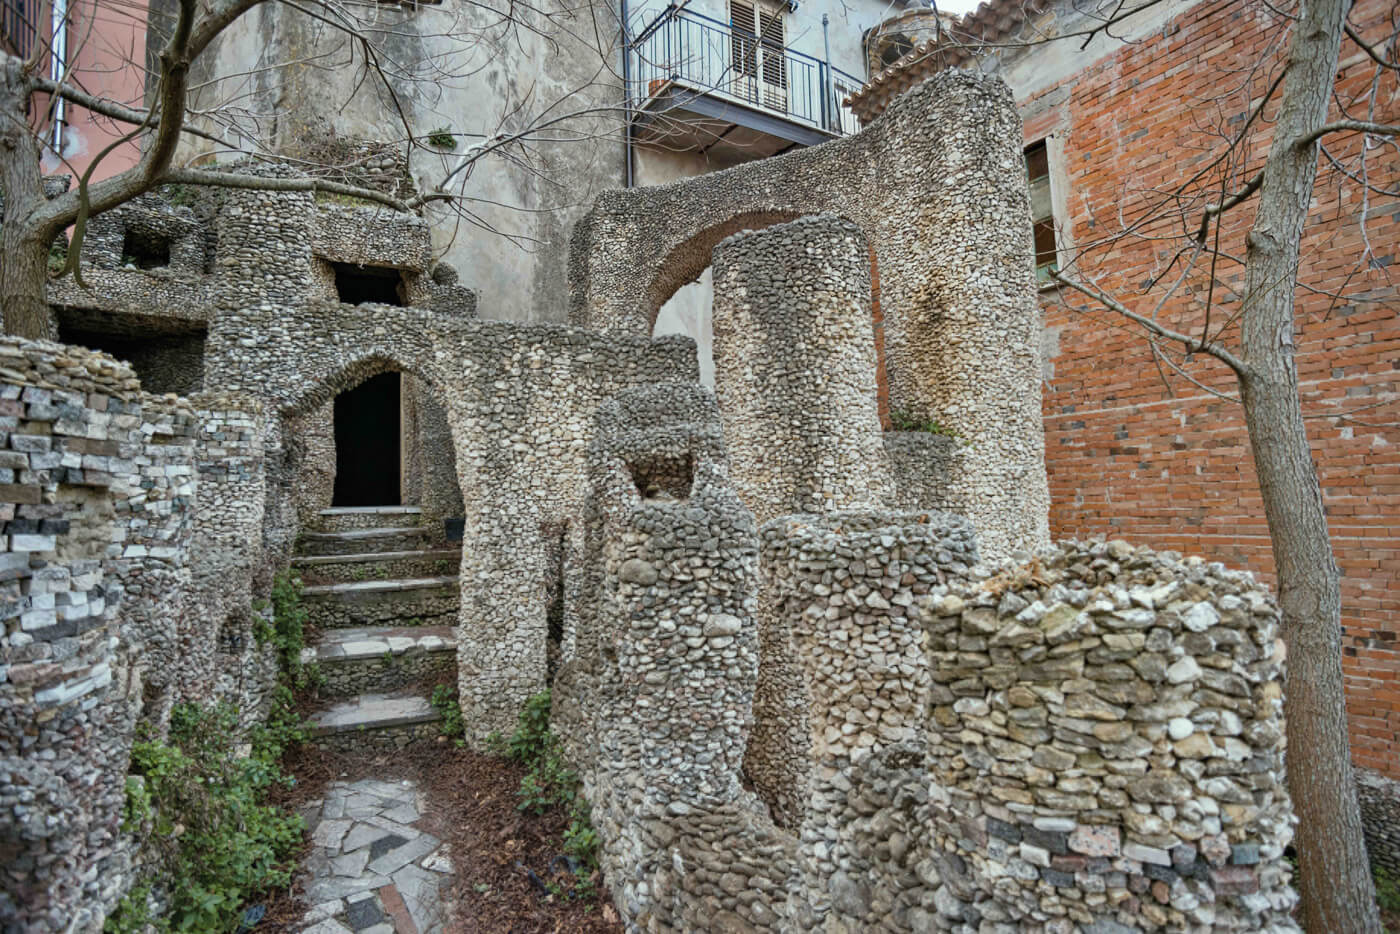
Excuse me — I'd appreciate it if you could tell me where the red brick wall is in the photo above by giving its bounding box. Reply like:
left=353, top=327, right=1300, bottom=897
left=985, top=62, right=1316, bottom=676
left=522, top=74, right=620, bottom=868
left=1032, top=0, right=1400, bottom=775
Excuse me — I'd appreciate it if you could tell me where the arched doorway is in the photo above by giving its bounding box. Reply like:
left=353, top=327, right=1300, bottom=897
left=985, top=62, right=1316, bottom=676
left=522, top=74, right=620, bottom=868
left=332, top=370, right=402, bottom=506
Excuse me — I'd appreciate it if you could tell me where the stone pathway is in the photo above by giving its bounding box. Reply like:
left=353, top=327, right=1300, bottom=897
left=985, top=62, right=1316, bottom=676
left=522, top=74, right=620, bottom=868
left=296, top=778, right=455, bottom=934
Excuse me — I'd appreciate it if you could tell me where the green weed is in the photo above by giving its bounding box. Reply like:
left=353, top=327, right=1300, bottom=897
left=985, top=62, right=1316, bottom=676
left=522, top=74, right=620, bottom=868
left=889, top=408, right=962, bottom=439
left=107, top=703, right=304, bottom=933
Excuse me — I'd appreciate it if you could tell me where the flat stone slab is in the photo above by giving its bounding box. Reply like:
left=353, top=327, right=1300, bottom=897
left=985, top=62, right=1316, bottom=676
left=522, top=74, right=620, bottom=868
left=302, top=577, right=458, bottom=599
left=307, top=625, right=454, bottom=664
left=296, top=779, right=455, bottom=934
left=320, top=506, right=423, bottom=516
left=293, top=549, right=460, bottom=568
left=303, top=528, right=429, bottom=542
left=298, top=527, right=432, bottom=558
left=309, top=693, right=441, bottom=736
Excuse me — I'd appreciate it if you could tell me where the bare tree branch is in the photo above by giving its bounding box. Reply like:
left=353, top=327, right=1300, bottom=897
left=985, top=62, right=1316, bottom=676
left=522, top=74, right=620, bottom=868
left=1299, top=118, right=1400, bottom=146
left=1050, top=269, right=1251, bottom=377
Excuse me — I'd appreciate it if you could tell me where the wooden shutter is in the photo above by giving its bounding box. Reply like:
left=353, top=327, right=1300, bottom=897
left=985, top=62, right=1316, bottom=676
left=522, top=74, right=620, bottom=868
left=731, top=1, right=758, bottom=80
left=758, top=4, right=786, bottom=94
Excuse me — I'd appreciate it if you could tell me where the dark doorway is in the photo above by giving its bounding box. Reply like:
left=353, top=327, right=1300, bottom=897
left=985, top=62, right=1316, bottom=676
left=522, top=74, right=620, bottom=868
left=122, top=228, right=171, bottom=269
left=57, top=308, right=206, bottom=395
left=332, top=262, right=405, bottom=306
left=333, top=372, right=402, bottom=506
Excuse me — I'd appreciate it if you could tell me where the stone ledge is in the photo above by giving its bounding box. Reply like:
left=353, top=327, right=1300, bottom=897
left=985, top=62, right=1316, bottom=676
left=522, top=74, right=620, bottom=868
left=303, top=577, right=458, bottom=599
left=293, top=548, right=459, bottom=567
left=307, top=625, right=455, bottom=663
left=309, top=692, right=441, bottom=736
left=299, top=527, right=430, bottom=556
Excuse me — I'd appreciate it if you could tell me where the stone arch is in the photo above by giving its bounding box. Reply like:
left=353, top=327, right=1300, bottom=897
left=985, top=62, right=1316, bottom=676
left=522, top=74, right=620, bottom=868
left=277, top=351, right=445, bottom=422
left=644, top=209, right=805, bottom=331
left=272, top=348, right=464, bottom=538
left=647, top=209, right=886, bottom=397
left=568, top=70, right=1052, bottom=562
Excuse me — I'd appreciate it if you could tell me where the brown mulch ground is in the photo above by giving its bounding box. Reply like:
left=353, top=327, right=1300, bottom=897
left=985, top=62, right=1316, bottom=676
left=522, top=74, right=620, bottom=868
left=258, top=727, right=621, bottom=934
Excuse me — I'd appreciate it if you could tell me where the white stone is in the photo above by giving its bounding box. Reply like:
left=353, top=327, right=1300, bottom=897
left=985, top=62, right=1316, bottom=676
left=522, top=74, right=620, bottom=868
left=1166, top=657, right=1202, bottom=684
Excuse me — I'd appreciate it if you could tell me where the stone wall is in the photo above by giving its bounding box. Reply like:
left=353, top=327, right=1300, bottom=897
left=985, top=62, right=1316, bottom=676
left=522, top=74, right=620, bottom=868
left=0, top=340, right=146, bottom=931
left=710, top=215, right=898, bottom=825
left=443, top=327, right=696, bottom=739
left=560, top=383, right=798, bottom=930
left=112, top=394, right=199, bottom=732
left=884, top=431, right=960, bottom=513
left=560, top=472, right=1302, bottom=932
left=712, top=215, right=894, bottom=523
left=569, top=69, right=1049, bottom=563
left=761, top=510, right=976, bottom=930
left=0, top=340, right=278, bottom=931
left=1359, top=769, right=1400, bottom=878
left=286, top=402, right=337, bottom=529
left=911, top=540, right=1298, bottom=932
left=187, top=394, right=277, bottom=725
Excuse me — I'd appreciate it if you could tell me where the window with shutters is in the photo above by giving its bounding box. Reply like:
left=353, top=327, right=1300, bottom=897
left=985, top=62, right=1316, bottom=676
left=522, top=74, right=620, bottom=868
left=730, top=0, right=788, bottom=111
left=1, top=0, right=35, bottom=58
left=1025, top=140, right=1059, bottom=283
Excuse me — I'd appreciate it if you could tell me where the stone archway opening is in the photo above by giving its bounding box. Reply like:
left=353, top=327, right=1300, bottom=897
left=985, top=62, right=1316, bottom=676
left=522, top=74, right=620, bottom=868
left=652, top=270, right=715, bottom=388
left=332, top=370, right=402, bottom=507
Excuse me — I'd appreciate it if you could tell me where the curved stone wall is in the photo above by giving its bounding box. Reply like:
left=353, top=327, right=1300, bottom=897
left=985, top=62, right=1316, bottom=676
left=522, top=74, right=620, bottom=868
left=564, top=383, right=797, bottom=931
left=712, top=214, right=894, bottom=523
left=914, top=540, right=1298, bottom=931
left=112, top=394, right=199, bottom=731
left=0, top=340, right=145, bottom=931
left=761, top=510, right=976, bottom=929
left=188, top=393, right=276, bottom=726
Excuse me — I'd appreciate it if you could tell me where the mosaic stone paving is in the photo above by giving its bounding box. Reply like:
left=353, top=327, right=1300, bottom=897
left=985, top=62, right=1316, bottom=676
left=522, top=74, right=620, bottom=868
left=296, top=778, right=454, bottom=934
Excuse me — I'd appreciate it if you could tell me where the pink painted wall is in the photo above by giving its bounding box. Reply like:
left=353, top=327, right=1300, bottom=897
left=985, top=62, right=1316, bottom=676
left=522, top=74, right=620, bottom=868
left=37, top=0, right=148, bottom=183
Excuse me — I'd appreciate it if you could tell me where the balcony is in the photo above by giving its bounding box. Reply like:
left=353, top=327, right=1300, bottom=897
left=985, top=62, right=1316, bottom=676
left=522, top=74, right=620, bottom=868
left=627, top=5, right=865, bottom=160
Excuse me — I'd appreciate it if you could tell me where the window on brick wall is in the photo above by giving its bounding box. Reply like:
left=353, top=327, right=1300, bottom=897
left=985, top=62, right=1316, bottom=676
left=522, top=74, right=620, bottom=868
left=1025, top=139, right=1058, bottom=283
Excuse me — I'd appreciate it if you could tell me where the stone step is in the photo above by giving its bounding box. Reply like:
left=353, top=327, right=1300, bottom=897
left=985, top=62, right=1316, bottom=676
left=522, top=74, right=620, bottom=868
left=311, top=505, right=424, bottom=533
left=292, top=548, right=461, bottom=584
left=301, top=576, right=459, bottom=629
left=304, top=625, right=456, bottom=697
left=308, top=691, right=443, bottom=751
left=298, top=526, right=430, bottom=557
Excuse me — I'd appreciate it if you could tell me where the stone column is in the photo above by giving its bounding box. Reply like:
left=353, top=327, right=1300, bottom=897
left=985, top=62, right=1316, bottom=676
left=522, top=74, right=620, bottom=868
left=0, top=339, right=145, bottom=931
left=762, top=510, right=975, bottom=930
left=711, top=213, right=894, bottom=522
left=113, top=395, right=198, bottom=732
left=711, top=214, right=896, bottom=825
left=189, top=394, right=275, bottom=727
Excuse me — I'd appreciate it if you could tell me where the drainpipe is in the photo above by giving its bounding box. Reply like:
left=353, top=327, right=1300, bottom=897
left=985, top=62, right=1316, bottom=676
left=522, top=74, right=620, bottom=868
left=821, top=14, right=832, bottom=132
left=621, top=0, right=635, bottom=188
left=50, top=0, right=68, bottom=152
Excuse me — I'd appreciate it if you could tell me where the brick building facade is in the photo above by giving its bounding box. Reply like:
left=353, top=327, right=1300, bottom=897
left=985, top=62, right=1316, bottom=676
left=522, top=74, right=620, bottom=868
left=854, top=0, right=1399, bottom=783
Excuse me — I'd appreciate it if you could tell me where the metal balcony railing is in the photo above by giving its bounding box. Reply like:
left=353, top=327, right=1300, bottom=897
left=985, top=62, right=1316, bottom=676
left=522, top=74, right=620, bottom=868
left=628, top=5, right=864, bottom=138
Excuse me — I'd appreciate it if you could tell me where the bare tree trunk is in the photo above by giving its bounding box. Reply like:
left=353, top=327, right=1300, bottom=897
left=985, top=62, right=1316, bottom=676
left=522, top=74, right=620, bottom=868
left=0, top=59, right=55, bottom=341
left=1240, top=0, right=1379, bottom=929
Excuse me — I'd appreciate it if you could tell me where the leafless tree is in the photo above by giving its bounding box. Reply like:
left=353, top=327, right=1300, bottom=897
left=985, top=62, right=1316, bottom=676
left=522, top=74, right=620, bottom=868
left=921, top=0, right=1399, bottom=930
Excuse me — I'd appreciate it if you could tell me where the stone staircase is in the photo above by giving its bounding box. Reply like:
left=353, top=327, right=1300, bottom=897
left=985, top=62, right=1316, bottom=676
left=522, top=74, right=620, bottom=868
left=293, top=506, right=461, bottom=750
